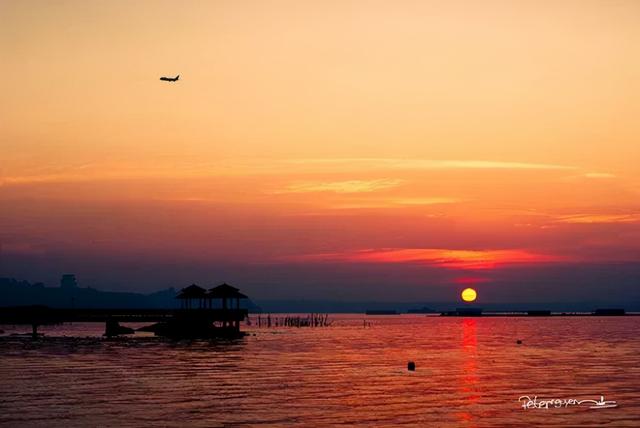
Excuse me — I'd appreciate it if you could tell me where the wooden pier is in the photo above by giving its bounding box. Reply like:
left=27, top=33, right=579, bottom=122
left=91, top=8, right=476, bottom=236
left=0, top=283, right=251, bottom=339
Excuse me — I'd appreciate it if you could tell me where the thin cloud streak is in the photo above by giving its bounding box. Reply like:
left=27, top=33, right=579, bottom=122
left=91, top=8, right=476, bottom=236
left=284, top=158, right=576, bottom=172
left=274, top=179, right=406, bottom=194
left=0, top=158, right=577, bottom=187
left=555, top=214, right=640, bottom=224
left=325, top=197, right=462, bottom=210
left=583, top=172, right=616, bottom=179
left=284, top=248, right=567, bottom=270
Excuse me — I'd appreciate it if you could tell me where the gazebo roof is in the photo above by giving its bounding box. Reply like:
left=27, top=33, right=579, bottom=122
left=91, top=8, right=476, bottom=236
left=176, top=284, right=207, bottom=299
left=207, top=283, right=248, bottom=299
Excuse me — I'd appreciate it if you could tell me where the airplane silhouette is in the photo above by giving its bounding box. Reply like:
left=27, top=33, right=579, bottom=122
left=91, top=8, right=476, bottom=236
left=160, top=74, right=180, bottom=82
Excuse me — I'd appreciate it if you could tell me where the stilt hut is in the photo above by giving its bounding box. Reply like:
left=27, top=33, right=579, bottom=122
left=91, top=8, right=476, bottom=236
left=207, top=283, right=248, bottom=330
left=176, top=284, right=207, bottom=309
left=152, top=282, right=249, bottom=338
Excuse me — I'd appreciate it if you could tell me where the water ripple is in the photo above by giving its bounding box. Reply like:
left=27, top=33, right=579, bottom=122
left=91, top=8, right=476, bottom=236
left=1, top=316, right=639, bottom=427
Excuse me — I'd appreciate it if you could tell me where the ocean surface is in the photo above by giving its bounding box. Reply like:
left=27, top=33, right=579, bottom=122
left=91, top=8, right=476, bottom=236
left=1, top=315, right=639, bottom=427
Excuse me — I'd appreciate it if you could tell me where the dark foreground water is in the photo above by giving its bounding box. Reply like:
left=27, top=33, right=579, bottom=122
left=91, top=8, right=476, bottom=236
left=1, top=315, right=639, bottom=427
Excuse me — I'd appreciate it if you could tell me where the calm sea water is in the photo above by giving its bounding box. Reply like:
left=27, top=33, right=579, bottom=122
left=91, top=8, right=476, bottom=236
left=1, top=315, right=639, bottom=427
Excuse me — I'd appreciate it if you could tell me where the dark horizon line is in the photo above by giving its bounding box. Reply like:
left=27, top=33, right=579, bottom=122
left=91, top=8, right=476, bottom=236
left=2, top=276, right=639, bottom=312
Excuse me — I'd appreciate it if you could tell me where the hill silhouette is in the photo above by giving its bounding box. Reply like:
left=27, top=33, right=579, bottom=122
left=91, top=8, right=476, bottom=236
left=0, top=277, right=261, bottom=311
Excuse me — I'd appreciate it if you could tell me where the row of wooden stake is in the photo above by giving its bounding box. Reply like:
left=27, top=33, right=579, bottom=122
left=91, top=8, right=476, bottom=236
left=248, top=314, right=331, bottom=328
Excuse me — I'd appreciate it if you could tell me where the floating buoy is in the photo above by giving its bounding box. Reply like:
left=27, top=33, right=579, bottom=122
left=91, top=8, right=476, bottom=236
left=408, top=361, right=416, bottom=371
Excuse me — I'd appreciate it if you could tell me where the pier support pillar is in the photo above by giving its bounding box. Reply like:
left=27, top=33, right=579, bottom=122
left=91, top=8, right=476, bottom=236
left=31, top=323, right=39, bottom=339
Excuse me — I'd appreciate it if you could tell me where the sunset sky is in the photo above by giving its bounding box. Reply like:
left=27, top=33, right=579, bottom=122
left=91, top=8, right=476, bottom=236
left=1, top=0, right=639, bottom=304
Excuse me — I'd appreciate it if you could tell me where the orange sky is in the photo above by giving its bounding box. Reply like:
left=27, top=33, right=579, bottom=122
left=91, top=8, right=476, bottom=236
left=1, top=0, right=639, bottom=302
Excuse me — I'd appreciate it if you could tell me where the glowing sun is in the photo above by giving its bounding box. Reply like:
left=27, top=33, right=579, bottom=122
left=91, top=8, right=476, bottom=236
left=461, top=288, right=477, bottom=302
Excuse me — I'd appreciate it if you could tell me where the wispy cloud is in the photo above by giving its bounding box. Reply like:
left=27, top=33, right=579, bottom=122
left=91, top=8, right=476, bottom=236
left=284, top=158, right=575, bottom=172
left=275, top=179, right=405, bottom=194
left=0, top=157, right=577, bottom=187
left=326, top=197, right=461, bottom=210
left=555, top=214, right=639, bottom=224
left=390, top=197, right=463, bottom=206
left=285, top=248, right=564, bottom=270
left=583, top=172, right=616, bottom=179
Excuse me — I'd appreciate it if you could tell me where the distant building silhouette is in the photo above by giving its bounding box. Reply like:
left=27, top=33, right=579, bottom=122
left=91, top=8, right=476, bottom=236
left=60, top=274, right=78, bottom=290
